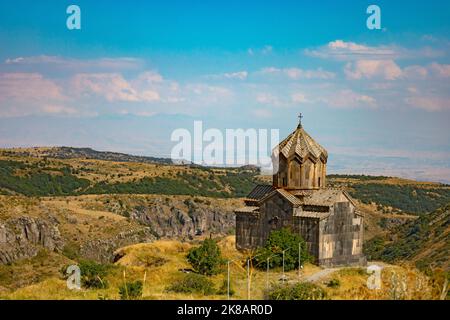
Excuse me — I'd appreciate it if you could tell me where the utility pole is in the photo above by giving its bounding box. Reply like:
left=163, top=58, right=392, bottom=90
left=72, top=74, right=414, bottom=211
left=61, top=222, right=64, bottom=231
left=266, top=257, right=269, bottom=292
left=282, top=248, right=291, bottom=281
left=298, top=242, right=301, bottom=278
left=247, top=258, right=250, bottom=299
left=227, top=260, right=231, bottom=300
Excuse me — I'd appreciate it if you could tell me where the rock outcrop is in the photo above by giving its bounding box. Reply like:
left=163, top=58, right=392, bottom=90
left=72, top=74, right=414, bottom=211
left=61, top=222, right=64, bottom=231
left=79, top=228, right=155, bottom=263
left=129, top=199, right=235, bottom=239
left=0, top=217, right=64, bottom=264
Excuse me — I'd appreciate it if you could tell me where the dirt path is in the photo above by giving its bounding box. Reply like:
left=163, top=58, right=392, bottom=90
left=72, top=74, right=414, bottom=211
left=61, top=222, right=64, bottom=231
left=304, top=268, right=341, bottom=282
left=303, top=262, right=386, bottom=283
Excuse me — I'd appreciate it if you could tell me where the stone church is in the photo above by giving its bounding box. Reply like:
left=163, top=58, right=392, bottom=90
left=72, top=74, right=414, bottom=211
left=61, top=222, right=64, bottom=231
left=235, top=116, right=366, bottom=267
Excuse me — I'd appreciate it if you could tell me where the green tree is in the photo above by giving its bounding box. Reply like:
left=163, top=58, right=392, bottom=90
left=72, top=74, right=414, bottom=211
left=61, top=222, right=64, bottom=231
left=254, top=228, right=310, bottom=271
left=186, top=238, right=224, bottom=276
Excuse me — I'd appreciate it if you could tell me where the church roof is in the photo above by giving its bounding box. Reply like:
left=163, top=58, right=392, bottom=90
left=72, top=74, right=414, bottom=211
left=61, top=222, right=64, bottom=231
left=257, top=188, right=303, bottom=206
left=246, top=184, right=275, bottom=200
left=276, top=123, right=328, bottom=161
left=294, top=210, right=330, bottom=219
left=235, top=206, right=259, bottom=214
left=303, top=189, right=356, bottom=207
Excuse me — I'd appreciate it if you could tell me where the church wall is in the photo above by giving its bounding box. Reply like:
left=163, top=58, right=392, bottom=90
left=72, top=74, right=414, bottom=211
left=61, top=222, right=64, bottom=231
left=302, top=159, right=313, bottom=189
left=275, top=155, right=327, bottom=190
left=274, top=156, right=288, bottom=188
left=293, top=217, right=320, bottom=261
left=259, top=194, right=294, bottom=244
left=288, top=159, right=301, bottom=188
left=318, top=201, right=365, bottom=267
left=235, top=212, right=264, bottom=250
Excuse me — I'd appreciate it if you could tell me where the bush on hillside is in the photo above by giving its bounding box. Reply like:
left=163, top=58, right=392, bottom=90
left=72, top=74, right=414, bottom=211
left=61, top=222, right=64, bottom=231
left=78, top=260, right=112, bottom=289
left=186, top=238, right=224, bottom=276
left=267, top=282, right=327, bottom=300
left=119, top=280, right=143, bottom=300
left=166, top=273, right=215, bottom=295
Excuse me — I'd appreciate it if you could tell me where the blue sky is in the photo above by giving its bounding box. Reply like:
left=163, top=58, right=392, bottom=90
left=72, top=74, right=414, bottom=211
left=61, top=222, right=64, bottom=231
left=0, top=1, right=449, bottom=182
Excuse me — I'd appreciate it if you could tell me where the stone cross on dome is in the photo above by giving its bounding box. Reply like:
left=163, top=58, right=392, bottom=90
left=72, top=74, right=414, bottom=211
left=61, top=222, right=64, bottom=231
left=298, top=112, right=303, bottom=128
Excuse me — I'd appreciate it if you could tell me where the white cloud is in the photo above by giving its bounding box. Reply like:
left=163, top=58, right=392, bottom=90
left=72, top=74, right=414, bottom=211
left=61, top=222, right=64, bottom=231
left=185, top=84, right=233, bottom=105
left=0, top=72, right=73, bottom=117
left=137, top=71, right=164, bottom=83
left=344, top=60, right=402, bottom=80
left=4, top=55, right=143, bottom=72
left=429, top=62, right=450, bottom=78
left=72, top=73, right=160, bottom=102
left=326, top=90, right=376, bottom=108
left=223, top=71, right=248, bottom=80
left=246, top=45, right=273, bottom=56
left=260, top=67, right=335, bottom=80
left=42, top=105, right=77, bottom=115
left=405, top=95, right=450, bottom=111
left=402, top=65, right=429, bottom=79
left=305, top=40, right=398, bottom=61
left=0, top=72, right=65, bottom=102
left=256, top=92, right=281, bottom=106
left=208, top=71, right=248, bottom=80
left=291, top=93, right=308, bottom=104
left=305, top=40, right=443, bottom=61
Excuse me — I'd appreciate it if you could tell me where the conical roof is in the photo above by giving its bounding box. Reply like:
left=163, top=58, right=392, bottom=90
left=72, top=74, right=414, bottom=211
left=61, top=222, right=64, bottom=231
left=276, top=123, right=328, bottom=160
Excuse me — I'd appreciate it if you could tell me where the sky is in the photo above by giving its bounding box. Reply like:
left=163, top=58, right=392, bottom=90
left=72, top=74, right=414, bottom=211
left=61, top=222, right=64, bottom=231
left=0, top=0, right=449, bottom=182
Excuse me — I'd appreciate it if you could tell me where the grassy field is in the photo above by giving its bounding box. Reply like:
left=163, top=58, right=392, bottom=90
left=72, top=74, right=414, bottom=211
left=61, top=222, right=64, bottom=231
left=0, top=236, right=443, bottom=300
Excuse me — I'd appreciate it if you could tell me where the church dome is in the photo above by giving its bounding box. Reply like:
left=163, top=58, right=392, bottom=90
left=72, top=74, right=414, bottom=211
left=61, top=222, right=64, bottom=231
left=277, top=120, right=328, bottom=161
left=272, top=114, right=328, bottom=190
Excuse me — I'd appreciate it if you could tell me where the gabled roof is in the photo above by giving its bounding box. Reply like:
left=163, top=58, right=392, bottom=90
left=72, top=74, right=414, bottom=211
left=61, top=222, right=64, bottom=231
left=259, top=188, right=303, bottom=206
left=235, top=206, right=259, bottom=214
left=294, top=209, right=330, bottom=219
left=303, top=188, right=351, bottom=206
left=276, top=125, right=328, bottom=161
left=246, top=184, right=275, bottom=200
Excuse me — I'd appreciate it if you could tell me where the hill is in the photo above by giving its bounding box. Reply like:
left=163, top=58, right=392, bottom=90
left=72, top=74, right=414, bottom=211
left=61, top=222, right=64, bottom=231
left=1, top=147, right=449, bottom=215
left=0, top=146, right=448, bottom=298
left=364, top=203, right=450, bottom=271
left=0, top=147, right=172, bottom=165
left=0, top=236, right=442, bottom=300
left=0, top=147, right=262, bottom=198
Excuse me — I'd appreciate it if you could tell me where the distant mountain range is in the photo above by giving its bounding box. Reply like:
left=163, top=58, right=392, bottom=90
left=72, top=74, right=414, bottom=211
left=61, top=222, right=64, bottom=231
left=1, top=146, right=173, bottom=165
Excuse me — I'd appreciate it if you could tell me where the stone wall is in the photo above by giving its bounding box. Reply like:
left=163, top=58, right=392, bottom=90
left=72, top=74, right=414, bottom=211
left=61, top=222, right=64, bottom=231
left=235, top=212, right=263, bottom=249
left=293, top=217, right=320, bottom=261
left=259, top=193, right=294, bottom=243
left=273, top=155, right=327, bottom=190
left=318, top=202, right=365, bottom=267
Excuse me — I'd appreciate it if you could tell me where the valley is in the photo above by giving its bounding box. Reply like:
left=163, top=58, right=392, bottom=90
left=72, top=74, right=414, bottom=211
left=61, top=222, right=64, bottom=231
left=0, top=147, right=448, bottom=299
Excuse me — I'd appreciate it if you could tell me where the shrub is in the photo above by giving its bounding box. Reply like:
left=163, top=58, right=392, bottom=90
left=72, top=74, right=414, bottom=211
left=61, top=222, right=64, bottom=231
left=326, top=278, right=341, bottom=288
left=78, top=260, right=112, bottom=289
left=186, top=239, right=224, bottom=275
left=254, top=228, right=310, bottom=271
left=119, top=280, right=143, bottom=300
left=267, top=282, right=327, bottom=300
left=216, top=278, right=235, bottom=296
left=166, top=273, right=215, bottom=295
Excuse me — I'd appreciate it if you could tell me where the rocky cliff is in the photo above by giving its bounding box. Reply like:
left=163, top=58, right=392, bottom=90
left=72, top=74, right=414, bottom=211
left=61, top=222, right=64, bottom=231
left=0, top=216, right=63, bottom=264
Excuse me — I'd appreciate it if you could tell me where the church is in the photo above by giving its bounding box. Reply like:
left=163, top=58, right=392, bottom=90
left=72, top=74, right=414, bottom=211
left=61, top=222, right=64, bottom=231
left=235, top=115, right=366, bottom=267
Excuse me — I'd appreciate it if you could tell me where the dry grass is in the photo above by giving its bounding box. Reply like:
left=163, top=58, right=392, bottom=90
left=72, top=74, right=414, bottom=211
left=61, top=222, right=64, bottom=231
left=0, top=236, right=439, bottom=300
